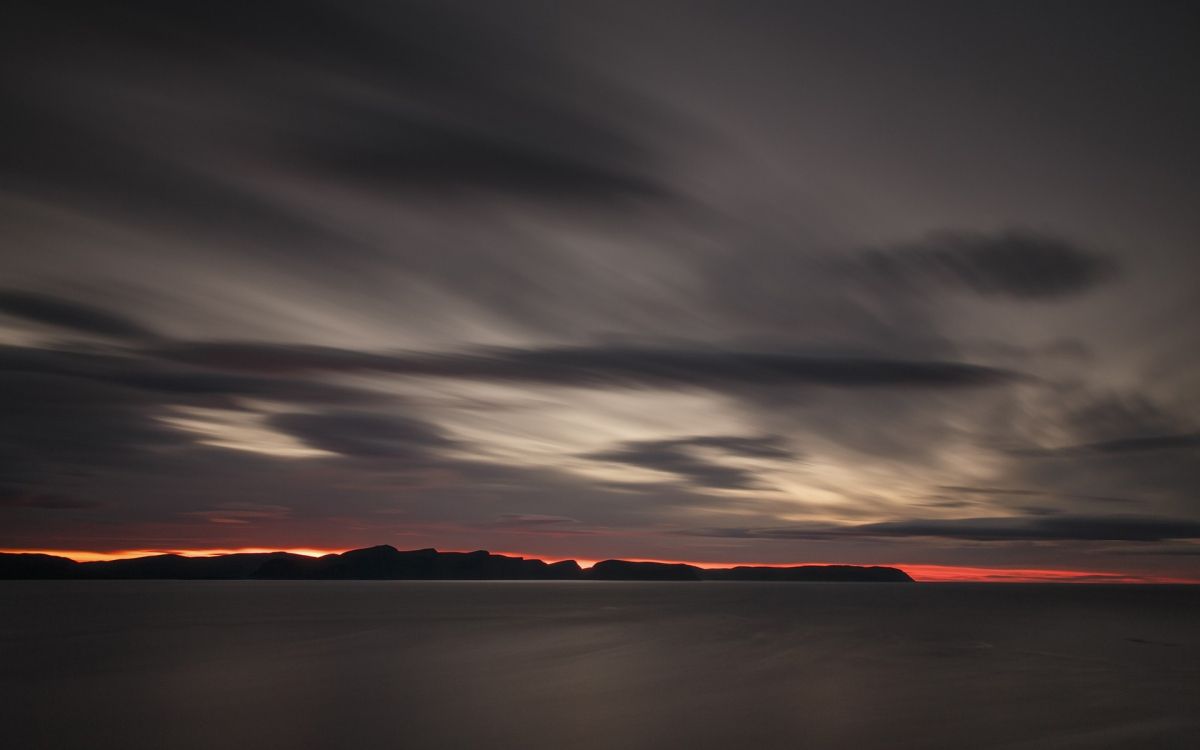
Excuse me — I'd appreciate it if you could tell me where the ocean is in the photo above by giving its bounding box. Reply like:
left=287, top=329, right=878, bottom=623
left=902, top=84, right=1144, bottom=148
left=3, top=581, right=1197, bottom=749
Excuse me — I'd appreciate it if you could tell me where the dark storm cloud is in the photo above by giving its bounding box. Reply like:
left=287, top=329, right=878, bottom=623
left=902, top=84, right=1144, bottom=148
left=291, top=116, right=666, bottom=202
left=0, top=344, right=384, bottom=406
left=267, top=411, right=457, bottom=460
left=855, top=229, right=1117, bottom=300
left=1002, top=435, right=1200, bottom=529
left=1111, top=547, right=1200, bottom=558
left=1015, top=505, right=1059, bottom=516
left=0, top=290, right=158, bottom=341
left=937, top=486, right=1140, bottom=506
left=973, top=388, right=1199, bottom=525
left=0, top=486, right=100, bottom=510
left=1014, top=432, right=1200, bottom=458
left=153, top=343, right=1022, bottom=391
left=585, top=434, right=796, bottom=490
left=1054, top=392, right=1189, bottom=443
left=0, top=372, right=193, bottom=480
left=939, top=486, right=1042, bottom=497
left=857, top=516, right=1200, bottom=542
left=494, top=513, right=581, bottom=527
left=3, top=0, right=668, bottom=225
left=661, top=435, right=796, bottom=459
left=694, top=515, right=1200, bottom=543
left=488, top=514, right=595, bottom=535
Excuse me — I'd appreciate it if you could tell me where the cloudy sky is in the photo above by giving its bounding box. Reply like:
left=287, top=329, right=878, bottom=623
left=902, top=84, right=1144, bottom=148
left=3, top=1, right=1198, bottom=580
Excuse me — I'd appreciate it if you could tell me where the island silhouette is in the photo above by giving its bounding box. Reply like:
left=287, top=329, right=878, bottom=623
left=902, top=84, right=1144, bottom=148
left=0, top=546, right=912, bottom=581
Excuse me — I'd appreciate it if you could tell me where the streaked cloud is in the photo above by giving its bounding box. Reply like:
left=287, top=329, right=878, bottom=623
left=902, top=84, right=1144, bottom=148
left=1, top=0, right=1197, bottom=580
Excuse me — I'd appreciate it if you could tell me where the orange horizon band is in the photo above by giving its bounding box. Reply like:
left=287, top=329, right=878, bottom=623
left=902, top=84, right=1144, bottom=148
left=2, top=547, right=1196, bottom=584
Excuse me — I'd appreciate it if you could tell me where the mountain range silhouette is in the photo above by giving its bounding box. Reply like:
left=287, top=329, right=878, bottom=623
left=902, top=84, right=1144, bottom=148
left=0, top=546, right=913, bottom=582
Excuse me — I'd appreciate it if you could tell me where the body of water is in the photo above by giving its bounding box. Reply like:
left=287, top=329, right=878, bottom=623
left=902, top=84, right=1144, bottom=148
left=3, top=581, right=1198, bottom=749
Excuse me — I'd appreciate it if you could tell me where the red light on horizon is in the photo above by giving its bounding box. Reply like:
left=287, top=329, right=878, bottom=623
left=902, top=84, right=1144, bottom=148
left=3, top=547, right=1195, bottom=584
left=0, top=547, right=344, bottom=562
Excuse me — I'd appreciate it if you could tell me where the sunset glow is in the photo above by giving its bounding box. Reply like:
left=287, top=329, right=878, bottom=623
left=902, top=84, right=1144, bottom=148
left=6, top=548, right=1195, bottom=583
left=1, top=548, right=342, bottom=563
left=3, top=1, right=1199, bottom=586
left=4, top=5, right=1200, bottom=750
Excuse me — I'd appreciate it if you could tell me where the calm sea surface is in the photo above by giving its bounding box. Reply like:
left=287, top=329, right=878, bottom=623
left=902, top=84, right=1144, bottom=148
left=2, top=582, right=1198, bottom=749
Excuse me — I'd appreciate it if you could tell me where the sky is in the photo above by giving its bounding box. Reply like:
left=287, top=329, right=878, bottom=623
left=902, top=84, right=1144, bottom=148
left=2, top=1, right=1199, bottom=581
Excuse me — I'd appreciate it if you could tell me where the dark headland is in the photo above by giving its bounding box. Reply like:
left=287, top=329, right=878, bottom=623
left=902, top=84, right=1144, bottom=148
left=0, top=546, right=912, bottom=582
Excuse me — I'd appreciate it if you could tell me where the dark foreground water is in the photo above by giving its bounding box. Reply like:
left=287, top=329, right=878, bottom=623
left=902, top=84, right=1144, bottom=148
left=2, top=582, right=1198, bottom=749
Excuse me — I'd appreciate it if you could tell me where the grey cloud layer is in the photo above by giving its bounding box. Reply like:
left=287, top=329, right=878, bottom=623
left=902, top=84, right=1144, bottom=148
left=154, top=343, right=1022, bottom=390
left=853, top=230, right=1118, bottom=300
left=0, top=290, right=158, bottom=341
left=1, top=1, right=1198, bottom=574
left=4, top=1, right=668, bottom=218
left=1014, top=432, right=1200, bottom=457
left=584, top=435, right=797, bottom=490
left=695, top=515, right=1200, bottom=543
left=268, top=411, right=458, bottom=460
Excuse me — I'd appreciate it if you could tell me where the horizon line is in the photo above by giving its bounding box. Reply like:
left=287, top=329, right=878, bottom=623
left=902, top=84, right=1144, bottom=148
left=3, top=546, right=1196, bottom=584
